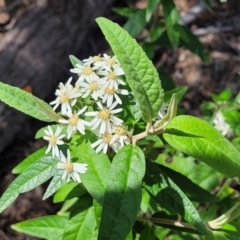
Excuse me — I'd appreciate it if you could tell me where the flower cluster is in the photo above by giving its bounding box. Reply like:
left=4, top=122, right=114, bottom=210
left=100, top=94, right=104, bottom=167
left=43, top=54, right=132, bottom=182
left=212, top=111, right=233, bottom=137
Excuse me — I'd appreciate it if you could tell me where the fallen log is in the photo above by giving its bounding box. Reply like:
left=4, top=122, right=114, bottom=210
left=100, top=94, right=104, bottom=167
left=0, top=0, right=116, bottom=153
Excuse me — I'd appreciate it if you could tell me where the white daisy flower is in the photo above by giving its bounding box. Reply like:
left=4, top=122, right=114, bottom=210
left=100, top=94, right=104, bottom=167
left=94, top=54, right=119, bottom=70
left=154, top=102, right=169, bottom=120
left=85, top=101, right=123, bottom=134
left=43, top=126, right=65, bottom=157
left=110, top=125, right=131, bottom=152
left=101, top=86, right=129, bottom=107
left=98, top=64, right=125, bottom=89
left=58, top=106, right=90, bottom=139
left=82, top=55, right=102, bottom=67
left=70, top=64, right=98, bottom=83
left=57, top=150, right=87, bottom=183
left=57, top=77, right=73, bottom=91
left=213, top=111, right=233, bottom=137
left=77, top=77, right=104, bottom=101
left=50, top=77, right=82, bottom=115
left=91, top=132, right=113, bottom=154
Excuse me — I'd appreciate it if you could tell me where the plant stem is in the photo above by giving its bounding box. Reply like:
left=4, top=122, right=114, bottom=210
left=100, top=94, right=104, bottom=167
left=137, top=216, right=197, bottom=230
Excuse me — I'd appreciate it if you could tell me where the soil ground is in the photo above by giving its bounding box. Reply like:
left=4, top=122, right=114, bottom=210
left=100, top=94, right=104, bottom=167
left=0, top=0, right=240, bottom=239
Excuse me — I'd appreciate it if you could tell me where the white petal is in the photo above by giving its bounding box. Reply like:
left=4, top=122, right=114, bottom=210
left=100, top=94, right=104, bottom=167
left=62, top=170, right=68, bottom=180
left=111, top=108, right=123, bottom=114
left=56, top=139, right=65, bottom=145
left=96, top=142, right=105, bottom=153
left=67, top=149, right=71, bottom=162
left=43, top=136, right=50, bottom=141
left=91, top=139, right=102, bottom=148
left=110, top=101, right=118, bottom=110
left=78, top=106, right=88, bottom=115
left=45, top=144, right=52, bottom=154
left=59, top=119, right=69, bottom=124
left=57, top=162, right=65, bottom=169
left=96, top=102, right=103, bottom=109
left=47, top=125, right=53, bottom=135
left=60, top=151, right=67, bottom=163
left=73, top=163, right=88, bottom=173
left=72, top=171, right=81, bottom=182
left=85, top=111, right=98, bottom=117
left=91, top=118, right=102, bottom=130
left=99, top=121, right=106, bottom=134
left=103, top=143, right=108, bottom=154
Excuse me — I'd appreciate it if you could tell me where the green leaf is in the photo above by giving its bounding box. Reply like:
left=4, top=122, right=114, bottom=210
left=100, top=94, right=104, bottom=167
left=0, top=81, right=60, bottom=122
left=12, top=146, right=46, bottom=174
left=93, top=199, right=102, bottom=229
left=63, top=195, right=97, bottom=240
left=162, top=0, right=179, bottom=49
left=149, top=93, right=177, bottom=134
left=43, top=170, right=65, bottom=200
left=139, top=225, right=155, bottom=240
left=141, top=42, right=155, bottom=60
left=35, top=124, right=67, bottom=139
left=222, top=110, right=240, bottom=128
left=168, top=233, right=199, bottom=240
left=146, top=0, right=160, bottom=22
left=124, top=10, right=147, bottom=38
left=11, top=215, right=68, bottom=239
left=158, top=164, right=219, bottom=203
left=150, top=21, right=164, bottom=42
left=0, top=156, right=58, bottom=214
left=212, top=88, right=232, bottom=102
left=157, top=67, right=175, bottom=91
left=112, top=7, right=138, bottom=18
left=208, top=202, right=240, bottom=229
left=151, top=211, right=201, bottom=235
left=235, top=92, right=240, bottom=104
left=126, top=231, right=133, bottom=240
left=156, top=153, right=221, bottom=192
left=32, top=96, right=62, bottom=122
left=69, top=55, right=83, bottom=67
left=70, top=140, right=111, bottom=205
left=143, top=161, right=207, bottom=235
left=163, top=115, right=240, bottom=180
left=98, top=145, right=145, bottom=240
left=53, top=182, right=86, bottom=203
left=96, top=17, right=163, bottom=122
left=203, top=222, right=240, bottom=240
left=58, top=198, right=79, bottom=216
left=177, top=24, right=210, bottom=63
left=164, top=86, right=188, bottom=103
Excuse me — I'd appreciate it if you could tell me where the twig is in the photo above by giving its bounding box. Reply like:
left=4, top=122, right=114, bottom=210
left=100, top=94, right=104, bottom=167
left=0, top=18, right=16, bottom=31
left=192, top=24, right=240, bottom=36
left=178, top=2, right=206, bottom=26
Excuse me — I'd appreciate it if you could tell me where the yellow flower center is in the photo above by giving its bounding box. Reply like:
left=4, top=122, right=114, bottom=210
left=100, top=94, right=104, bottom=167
left=60, top=93, right=69, bottom=103
left=104, top=87, right=116, bottom=95
left=99, top=109, right=110, bottom=120
left=108, top=72, right=116, bottom=80
left=64, top=162, right=73, bottom=173
left=107, top=58, right=116, bottom=66
left=115, top=126, right=125, bottom=136
left=69, top=115, right=78, bottom=126
left=89, top=82, right=98, bottom=91
left=82, top=66, right=93, bottom=75
left=49, top=135, right=57, bottom=145
left=103, top=133, right=112, bottom=143
left=93, top=55, right=101, bottom=62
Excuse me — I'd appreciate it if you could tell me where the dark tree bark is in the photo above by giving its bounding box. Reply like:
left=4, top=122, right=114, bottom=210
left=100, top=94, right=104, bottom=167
left=0, top=0, right=117, bottom=153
